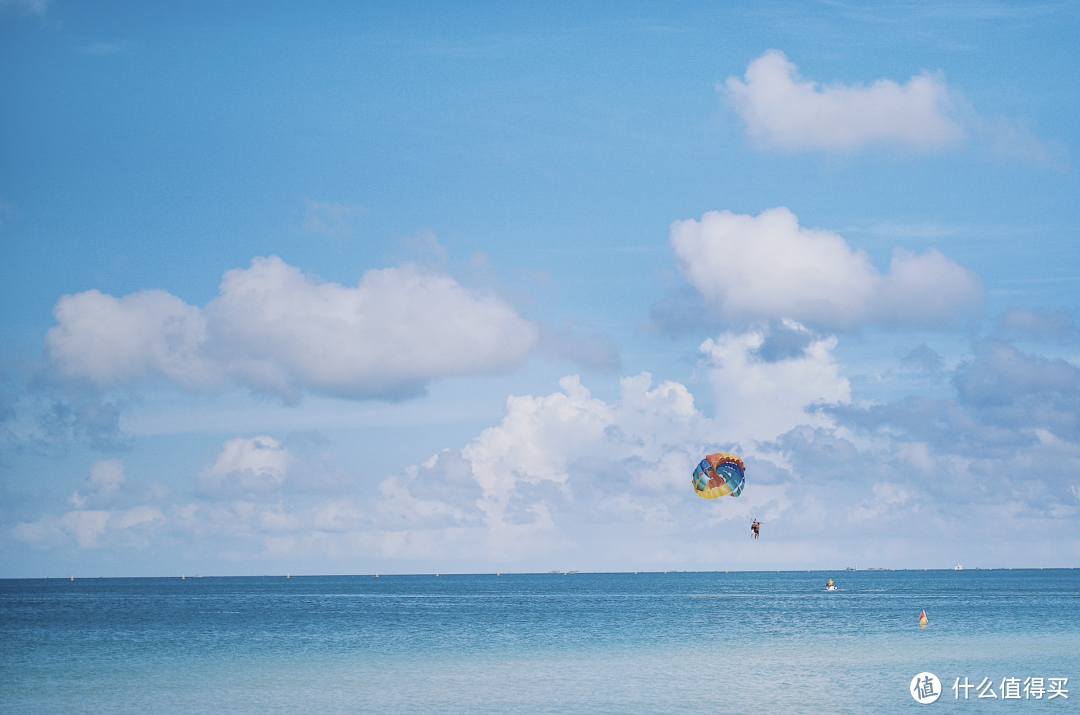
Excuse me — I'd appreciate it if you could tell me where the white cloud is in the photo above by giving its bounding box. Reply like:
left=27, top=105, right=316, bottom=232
left=670, top=207, right=983, bottom=331
left=369, top=367, right=794, bottom=563
left=17, top=335, right=1080, bottom=569
left=58, top=510, right=112, bottom=549
left=701, top=323, right=851, bottom=446
left=47, top=256, right=539, bottom=400
left=724, top=50, right=964, bottom=152
left=68, top=459, right=127, bottom=509
left=48, top=288, right=214, bottom=390
left=15, top=505, right=165, bottom=550
left=89, top=459, right=126, bottom=493
left=198, top=436, right=294, bottom=493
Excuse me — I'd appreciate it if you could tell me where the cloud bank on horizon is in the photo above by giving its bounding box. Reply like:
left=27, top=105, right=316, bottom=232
left=17, top=326, right=1080, bottom=569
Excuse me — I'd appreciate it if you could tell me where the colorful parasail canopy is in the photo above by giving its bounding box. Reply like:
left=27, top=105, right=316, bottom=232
left=692, top=453, right=745, bottom=500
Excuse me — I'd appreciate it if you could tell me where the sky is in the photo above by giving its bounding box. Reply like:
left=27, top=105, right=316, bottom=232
left=2, top=0, right=1079, bottom=576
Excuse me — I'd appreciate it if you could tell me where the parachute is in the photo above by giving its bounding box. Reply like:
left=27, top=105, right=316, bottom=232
left=692, top=452, right=745, bottom=500
left=693, top=452, right=758, bottom=530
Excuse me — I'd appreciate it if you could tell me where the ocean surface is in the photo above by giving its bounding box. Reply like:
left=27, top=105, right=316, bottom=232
left=1, top=570, right=1077, bottom=714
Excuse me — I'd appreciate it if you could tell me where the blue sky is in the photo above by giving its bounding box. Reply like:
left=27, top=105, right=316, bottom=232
left=2, top=0, right=1078, bottom=576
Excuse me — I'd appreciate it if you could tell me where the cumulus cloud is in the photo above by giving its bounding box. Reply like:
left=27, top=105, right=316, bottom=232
left=724, top=50, right=964, bottom=152
left=365, top=370, right=753, bottom=563
left=47, top=256, right=539, bottom=401
left=68, top=459, right=126, bottom=508
left=198, top=436, right=295, bottom=494
left=702, top=321, right=851, bottom=445
left=669, top=207, right=983, bottom=331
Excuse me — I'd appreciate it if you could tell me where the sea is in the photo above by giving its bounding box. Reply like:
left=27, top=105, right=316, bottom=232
left=1, top=570, right=1077, bottom=714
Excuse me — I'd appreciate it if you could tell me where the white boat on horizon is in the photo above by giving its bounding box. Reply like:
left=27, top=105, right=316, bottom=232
left=955, top=565, right=963, bottom=571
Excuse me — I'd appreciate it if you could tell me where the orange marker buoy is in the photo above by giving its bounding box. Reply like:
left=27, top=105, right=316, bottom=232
left=919, top=610, right=929, bottom=628
left=70, top=576, right=74, bottom=581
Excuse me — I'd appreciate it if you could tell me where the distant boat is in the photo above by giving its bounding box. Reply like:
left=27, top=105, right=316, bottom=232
left=955, top=565, right=963, bottom=571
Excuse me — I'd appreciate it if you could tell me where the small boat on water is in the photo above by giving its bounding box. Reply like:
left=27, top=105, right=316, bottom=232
left=955, top=565, right=963, bottom=571
left=825, top=579, right=837, bottom=591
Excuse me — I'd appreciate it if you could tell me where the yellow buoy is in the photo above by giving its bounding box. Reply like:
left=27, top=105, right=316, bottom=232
left=286, top=574, right=290, bottom=579
left=919, top=610, right=929, bottom=628
left=181, top=575, right=185, bottom=580
left=375, top=574, right=379, bottom=578
left=70, top=576, right=74, bottom=581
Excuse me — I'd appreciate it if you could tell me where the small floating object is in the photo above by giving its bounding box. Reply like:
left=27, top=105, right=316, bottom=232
left=497, top=573, right=500, bottom=576
left=375, top=574, right=379, bottom=578
left=919, top=610, right=929, bottom=628
left=70, top=576, right=74, bottom=581
left=286, top=573, right=290, bottom=579
left=181, top=575, right=185, bottom=580
left=436, top=573, right=439, bottom=577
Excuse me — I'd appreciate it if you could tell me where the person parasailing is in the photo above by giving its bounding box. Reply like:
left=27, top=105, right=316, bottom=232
left=751, top=521, right=760, bottom=539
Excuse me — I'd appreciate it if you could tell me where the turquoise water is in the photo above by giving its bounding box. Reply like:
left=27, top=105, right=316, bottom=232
left=2, top=570, right=1077, bottom=713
